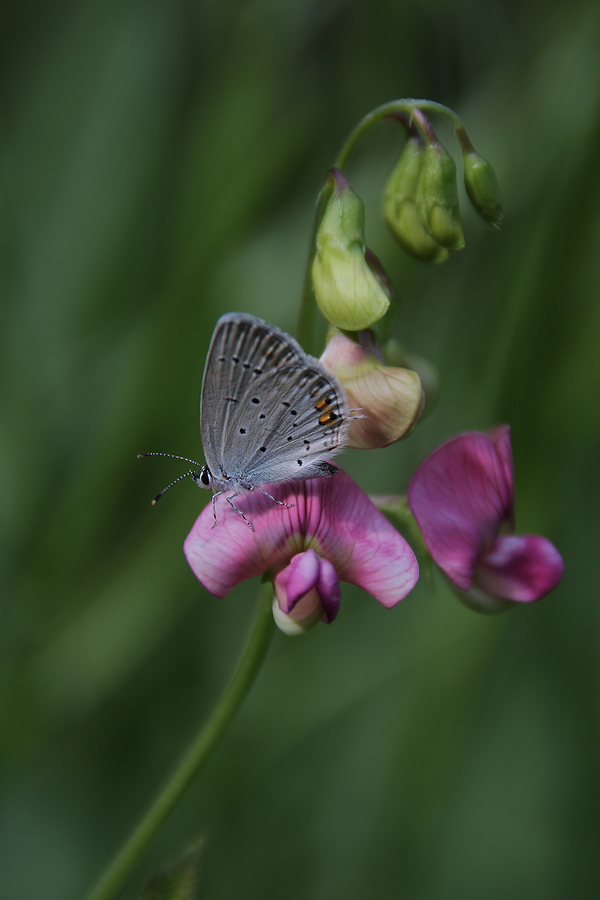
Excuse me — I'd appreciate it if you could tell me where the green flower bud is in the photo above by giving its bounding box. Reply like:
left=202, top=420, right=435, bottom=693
left=416, top=140, right=465, bottom=250
left=312, top=169, right=390, bottom=331
left=383, top=135, right=449, bottom=263
left=463, top=150, right=503, bottom=227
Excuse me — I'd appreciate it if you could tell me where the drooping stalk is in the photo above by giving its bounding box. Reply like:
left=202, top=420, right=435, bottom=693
left=333, top=98, right=465, bottom=170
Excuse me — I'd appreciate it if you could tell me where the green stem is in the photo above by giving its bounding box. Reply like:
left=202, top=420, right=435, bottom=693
left=333, top=98, right=466, bottom=171
left=84, top=577, right=275, bottom=900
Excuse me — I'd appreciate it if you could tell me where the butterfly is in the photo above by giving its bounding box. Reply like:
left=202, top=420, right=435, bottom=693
left=140, top=313, right=351, bottom=528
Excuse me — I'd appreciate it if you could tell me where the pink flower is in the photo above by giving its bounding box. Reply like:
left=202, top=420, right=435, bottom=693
left=184, top=468, right=419, bottom=634
left=407, top=427, right=564, bottom=612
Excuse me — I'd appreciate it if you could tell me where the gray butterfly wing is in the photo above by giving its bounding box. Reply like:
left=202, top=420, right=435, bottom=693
left=200, top=313, right=350, bottom=486
left=200, top=313, right=305, bottom=475
left=227, top=360, right=350, bottom=483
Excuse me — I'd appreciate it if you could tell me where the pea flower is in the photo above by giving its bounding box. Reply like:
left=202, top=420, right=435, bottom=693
left=184, top=469, right=419, bottom=635
left=320, top=330, right=423, bottom=450
left=407, top=427, right=564, bottom=613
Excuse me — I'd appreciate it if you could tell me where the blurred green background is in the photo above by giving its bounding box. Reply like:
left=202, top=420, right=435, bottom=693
left=2, top=0, right=599, bottom=898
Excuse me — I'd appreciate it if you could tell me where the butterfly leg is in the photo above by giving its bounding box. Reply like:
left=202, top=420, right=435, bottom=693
left=211, top=490, right=223, bottom=528
left=226, top=491, right=254, bottom=531
left=253, top=485, right=295, bottom=509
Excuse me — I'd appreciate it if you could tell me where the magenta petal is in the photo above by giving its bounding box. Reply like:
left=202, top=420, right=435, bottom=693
left=183, top=501, right=268, bottom=599
left=311, top=471, right=418, bottom=608
left=275, top=550, right=320, bottom=613
left=407, top=432, right=515, bottom=590
left=316, top=557, right=341, bottom=623
left=184, top=469, right=418, bottom=605
left=474, top=535, right=564, bottom=602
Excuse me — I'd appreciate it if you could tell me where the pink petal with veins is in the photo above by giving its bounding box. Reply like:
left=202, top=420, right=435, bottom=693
left=184, top=469, right=418, bottom=607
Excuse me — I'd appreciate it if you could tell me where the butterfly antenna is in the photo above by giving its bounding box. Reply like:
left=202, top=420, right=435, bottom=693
left=150, top=471, right=196, bottom=505
left=137, top=452, right=203, bottom=466
left=137, top=453, right=204, bottom=505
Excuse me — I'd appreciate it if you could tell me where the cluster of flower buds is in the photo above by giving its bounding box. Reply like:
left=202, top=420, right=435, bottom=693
left=383, top=126, right=451, bottom=263
left=384, top=110, right=502, bottom=262
left=311, top=107, right=503, bottom=338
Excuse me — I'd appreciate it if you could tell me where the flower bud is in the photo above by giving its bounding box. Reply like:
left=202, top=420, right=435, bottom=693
left=320, top=331, right=423, bottom=449
left=463, top=150, right=503, bottom=227
left=416, top=141, right=465, bottom=250
left=312, top=169, right=390, bottom=331
left=383, top=135, right=449, bottom=263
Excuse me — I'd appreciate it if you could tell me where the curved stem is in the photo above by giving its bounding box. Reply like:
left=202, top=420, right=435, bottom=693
left=84, top=577, right=275, bottom=900
left=333, top=98, right=466, bottom=171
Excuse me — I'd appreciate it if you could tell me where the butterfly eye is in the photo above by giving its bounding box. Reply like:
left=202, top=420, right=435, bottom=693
left=200, top=468, right=211, bottom=486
